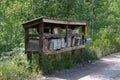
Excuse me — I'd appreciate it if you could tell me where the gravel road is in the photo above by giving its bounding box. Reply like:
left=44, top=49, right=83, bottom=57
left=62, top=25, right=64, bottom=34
left=39, top=52, right=120, bottom=80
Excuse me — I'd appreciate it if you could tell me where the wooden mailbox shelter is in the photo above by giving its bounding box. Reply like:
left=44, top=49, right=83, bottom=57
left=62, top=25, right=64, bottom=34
left=22, top=16, right=87, bottom=61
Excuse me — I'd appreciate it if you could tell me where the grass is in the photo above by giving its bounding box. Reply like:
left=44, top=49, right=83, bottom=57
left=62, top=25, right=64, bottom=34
left=36, top=48, right=97, bottom=74
left=0, top=48, right=42, bottom=80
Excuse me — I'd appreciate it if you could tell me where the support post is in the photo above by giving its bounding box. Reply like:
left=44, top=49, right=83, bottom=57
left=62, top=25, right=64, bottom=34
left=82, top=26, right=86, bottom=44
left=24, top=28, right=33, bottom=68
left=39, top=22, right=44, bottom=68
left=25, top=28, right=29, bottom=53
left=71, top=28, right=75, bottom=47
left=25, top=28, right=33, bottom=63
left=27, top=53, right=32, bottom=64
left=65, top=25, right=68, bottom=47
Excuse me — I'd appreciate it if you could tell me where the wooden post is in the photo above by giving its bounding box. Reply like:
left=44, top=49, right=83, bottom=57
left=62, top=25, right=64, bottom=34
left=25, top=28, right=29, bottom=53
left=25, top=28, right=31, bottom=62
left=71, top=36, right=74, bottom=47
left=65, top=25, right=68, bottom=47
left=27, top=52, right=32, bottom=64
left=39, top=22, right=44, bottom=68
left=24, top=28, right=33, bottom=66
left=39, top=23, right=44, bottom=53
left=71, top=28, right=74, bottom=47
left=71, top=28, right=75, bottom=55
left=82, top=26, right=86, bottom=44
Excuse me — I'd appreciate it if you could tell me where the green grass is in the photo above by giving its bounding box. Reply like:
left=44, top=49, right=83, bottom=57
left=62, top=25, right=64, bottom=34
left=35, top=48, right=97, bottom=74
left=0, top=48, right=42, bottom=80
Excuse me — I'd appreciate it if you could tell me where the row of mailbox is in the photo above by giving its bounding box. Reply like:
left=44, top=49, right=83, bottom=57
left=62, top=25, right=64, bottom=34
left=48, top=38, right=84, bottom=50
left=29, top=37, right=86, bottom=51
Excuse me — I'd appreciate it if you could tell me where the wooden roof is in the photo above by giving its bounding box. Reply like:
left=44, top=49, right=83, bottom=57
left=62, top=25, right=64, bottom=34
left=22, top=16, right=87, bottom=28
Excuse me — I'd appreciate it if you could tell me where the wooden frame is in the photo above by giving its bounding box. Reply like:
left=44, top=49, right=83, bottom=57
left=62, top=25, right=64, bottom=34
left=22, top=16, right=87, bottom=55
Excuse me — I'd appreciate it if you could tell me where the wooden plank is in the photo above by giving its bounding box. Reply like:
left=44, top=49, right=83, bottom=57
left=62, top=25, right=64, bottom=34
left=43, top=18, right=86, bottom=26
left=82, top=26, right=86, bottom=44
left=29, top=34, right=39, bottom=37
left=39, top=23, right=44, bottom=53
left=23, top=21, right=42, bottom=28
left=45, top=45, right=85, bottom=55
left=28, top=33, right=83, bottom=38
left=68, top=21, right=86, bottom=26
left=43, top=18, right=68, bottom=25
left=66, top=25, right=68, bottom=47
left=23, top=17, right=87, bottom=28
left=26, top=45, right=85, bottom=54
left=43, top=33, right=83, bottom=38
left=44, top=34, right=65, bottom=38
left=25, top=28, right=29, bottom=53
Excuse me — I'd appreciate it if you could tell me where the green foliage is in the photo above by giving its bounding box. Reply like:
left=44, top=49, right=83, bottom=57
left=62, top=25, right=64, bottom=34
left=41, top=54, right=54, bottom=74
left=0, top=0, right=32, bottom=52
left=87, top=28, right=120, bottom=58
left=0, top=48, right=42, bottom=80
left=33, top=49, right=96, bottom=74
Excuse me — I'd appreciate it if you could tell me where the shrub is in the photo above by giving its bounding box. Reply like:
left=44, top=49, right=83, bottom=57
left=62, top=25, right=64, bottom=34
left=87, top=27, right=120, bottom=58
left=38, top=49, right=97, bottom=74
left=0, top=48, right=42, bottom=80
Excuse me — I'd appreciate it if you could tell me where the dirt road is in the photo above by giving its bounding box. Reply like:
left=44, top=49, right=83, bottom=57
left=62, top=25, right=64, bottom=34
left=40, top=52, right=120, bottom=80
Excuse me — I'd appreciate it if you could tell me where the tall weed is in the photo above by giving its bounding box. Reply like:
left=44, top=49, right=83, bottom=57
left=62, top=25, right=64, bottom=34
left=0, top=48, right=42, bottom=80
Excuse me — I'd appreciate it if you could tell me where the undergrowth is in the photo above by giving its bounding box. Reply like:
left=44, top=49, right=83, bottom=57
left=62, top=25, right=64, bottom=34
left=32, top=48, right=97, bottom=74
left=0, top=48, right=42, bottom=80
left=87, top=28, right=120, bottom=58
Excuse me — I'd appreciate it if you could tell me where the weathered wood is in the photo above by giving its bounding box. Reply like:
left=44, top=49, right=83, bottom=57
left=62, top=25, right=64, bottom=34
left=25, top=28, right=29, bottom=53
left=82, top=26, right=85, bottom=44
left=39, top=23, right=44, bottom=53
left=45, top=45, right=85, bottom=55
left=26, top=45, right=85, bottom=54
left=22, top=17, right=86, bottom=28
left=27, top=53, right=32, bottom=63
left=23, top=17, right=87, bottom=55
left=23, top=19, right=42, bottom=28
left=29, top=34, right=39, bottom=37
left=65, top=25, right=68, bottom=47
left=28, top=40, right=39, bottom=51
left=44, top=33, right=83, bottom=38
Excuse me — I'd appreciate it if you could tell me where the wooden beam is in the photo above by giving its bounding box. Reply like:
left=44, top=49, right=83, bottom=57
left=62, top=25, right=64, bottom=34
left=39, top=23, right=44, bottom=53
left=82, top=26, right=86, bottom=44
left=45, top=45, right=85, bottom=55
left=43, top=18, right=86, bottom=26
left=22, top=17, right=87, bottom=29
left=25, top=28, right=29, bottom=53
left=23, top=22, right=42, bottom=29
left=65, top=25, right=68, bottom=47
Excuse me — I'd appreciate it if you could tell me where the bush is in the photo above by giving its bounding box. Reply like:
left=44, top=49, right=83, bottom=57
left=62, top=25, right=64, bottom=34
left=0, top=48, right=42, bottom=80
left=87, top=27, right=120, bottom=58
left=37, top=49, right=97, bottom=74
